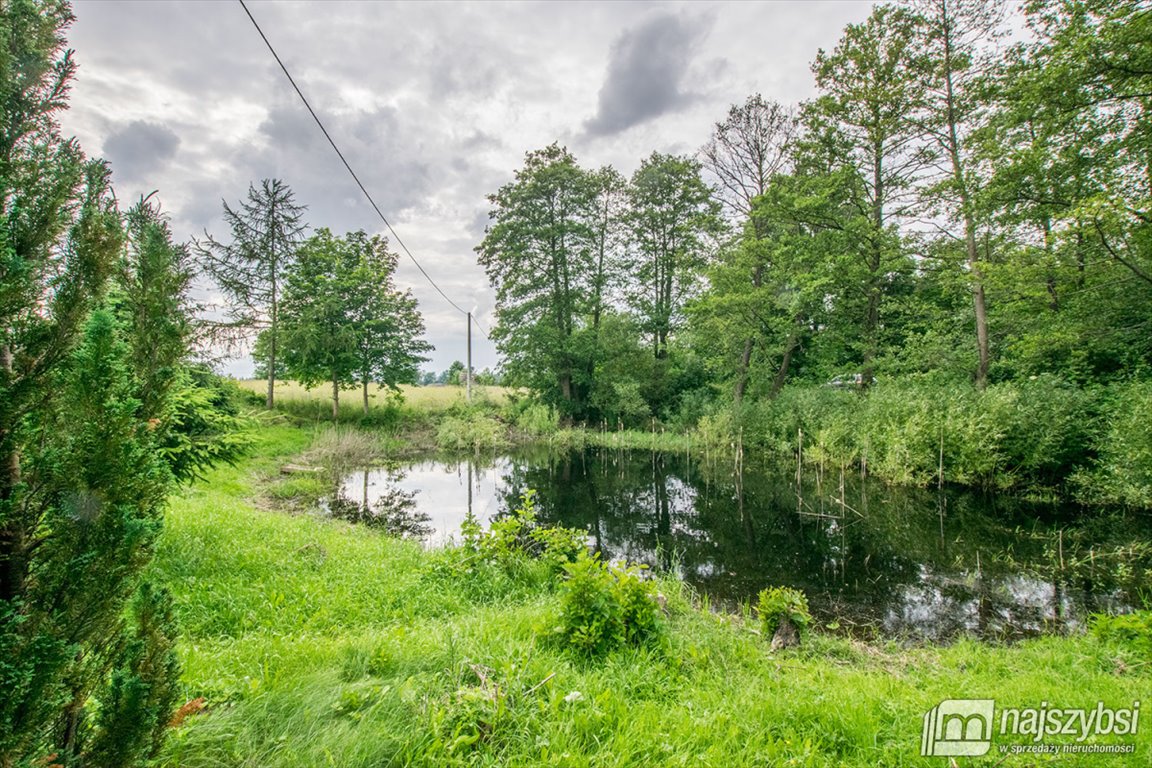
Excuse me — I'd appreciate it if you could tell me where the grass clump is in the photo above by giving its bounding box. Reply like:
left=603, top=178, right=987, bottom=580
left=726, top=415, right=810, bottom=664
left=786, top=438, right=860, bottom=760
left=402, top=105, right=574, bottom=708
left=302, top=425, right=386, bottom=473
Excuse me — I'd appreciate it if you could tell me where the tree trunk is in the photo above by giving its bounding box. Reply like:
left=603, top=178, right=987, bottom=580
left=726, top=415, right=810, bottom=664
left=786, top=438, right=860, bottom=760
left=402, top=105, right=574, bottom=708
left=267, top=196, right=278, bottom=409
left=559, top=372, right=572, bottom=403
left=0, top=342, right=24, bottom=605
left=733, top=264, right=765, bottom=403
left=332, top=374, right=339, bottom=421
left=769, top=328, right=801, bottom=398
left=941, top=19, right=991, bottom=390
left=734, top=338, right=755, bottom=402
left=362, top=379, right=370, bottom=415
left=266, top=326, right=275, bottom=410
left=57, top=672, right=86, bottom=766
left=968, top=226, right=991, bottom=390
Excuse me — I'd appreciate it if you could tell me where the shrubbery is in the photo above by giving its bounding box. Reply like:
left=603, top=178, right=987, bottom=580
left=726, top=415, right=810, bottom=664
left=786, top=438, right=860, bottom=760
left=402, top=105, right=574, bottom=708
left=436, top=409, right=509, bottom=451
left=1075, top=381, right=1152, bottom=507
left=1091, top=610, right=1152, bottom=657
left=464, top=490, right=585, bottom=575
left=757, top=586, right=811, bottom=642
left=549, top=553, right=664, bottom=657
left=733, top=377, right=1108, bottom=494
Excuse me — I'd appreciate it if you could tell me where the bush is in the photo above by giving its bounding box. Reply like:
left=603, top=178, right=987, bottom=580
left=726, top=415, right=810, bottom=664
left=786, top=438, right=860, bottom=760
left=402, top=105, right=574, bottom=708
left=436, top=411, right=508, bottom=451
left=512, top=401, right=558, bottom=437
left=549, top=552, right=663, bottom=657
left=742, top=378, right=1103, bottom=494
left=1076, top=381, right=1152, bottom=507
left=477, top=490, right=585, bottom=574
left=757, top=586, right=811, bottom=641
left=1091, top=610, right=1152, bottom=656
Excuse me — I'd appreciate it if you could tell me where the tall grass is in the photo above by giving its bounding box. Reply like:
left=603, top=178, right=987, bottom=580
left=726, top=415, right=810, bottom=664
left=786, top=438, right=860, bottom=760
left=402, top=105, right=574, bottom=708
left=736, top=376, right=1103, bottom=493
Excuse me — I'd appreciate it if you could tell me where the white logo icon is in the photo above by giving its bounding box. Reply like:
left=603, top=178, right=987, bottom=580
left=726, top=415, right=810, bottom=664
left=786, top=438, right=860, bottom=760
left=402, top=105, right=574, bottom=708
left=921, top=699, right=995, bottom=757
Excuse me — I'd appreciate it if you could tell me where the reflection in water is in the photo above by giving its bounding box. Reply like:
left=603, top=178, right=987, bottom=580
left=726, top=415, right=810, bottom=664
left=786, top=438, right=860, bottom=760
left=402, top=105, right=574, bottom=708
left=328, top=467, right=431, bottom=539
left=337, top=449, right=1151, bottom=641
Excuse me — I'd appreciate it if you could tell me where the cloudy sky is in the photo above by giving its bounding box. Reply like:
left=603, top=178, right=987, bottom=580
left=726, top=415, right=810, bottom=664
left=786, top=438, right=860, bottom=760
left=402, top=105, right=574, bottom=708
left=59, top=0, right=878, bottom=375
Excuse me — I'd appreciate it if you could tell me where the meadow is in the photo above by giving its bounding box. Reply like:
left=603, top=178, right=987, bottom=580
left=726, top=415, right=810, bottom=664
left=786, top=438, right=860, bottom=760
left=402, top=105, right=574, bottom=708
left=150, top=419, right=1151, bottom=767
left=235, top=379, right=514, bottom=413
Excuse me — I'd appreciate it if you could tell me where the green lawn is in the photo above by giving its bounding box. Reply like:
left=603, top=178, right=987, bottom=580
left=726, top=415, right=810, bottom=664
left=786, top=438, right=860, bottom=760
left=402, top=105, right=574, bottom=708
left=151, top=422, right=1150, bottom=767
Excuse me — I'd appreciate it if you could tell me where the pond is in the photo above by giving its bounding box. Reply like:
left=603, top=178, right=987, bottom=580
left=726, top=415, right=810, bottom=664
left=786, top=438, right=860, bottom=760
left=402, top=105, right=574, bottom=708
left=332, top=448, right=1151, bottom=642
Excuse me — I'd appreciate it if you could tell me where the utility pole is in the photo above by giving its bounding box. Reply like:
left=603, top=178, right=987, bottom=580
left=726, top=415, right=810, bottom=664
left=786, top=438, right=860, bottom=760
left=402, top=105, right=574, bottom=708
left=466, top=311, right=473, bottom=403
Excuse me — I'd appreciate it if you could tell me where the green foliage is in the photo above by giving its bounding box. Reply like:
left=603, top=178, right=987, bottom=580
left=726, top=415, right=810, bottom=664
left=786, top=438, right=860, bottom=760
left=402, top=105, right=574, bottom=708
left=1091, top=610, right=1152, bottom=657
left=1075, top=381, right=1152, bottom=507
left=742, top=378, right=1101, bottom=492
left=436, top=410, right=508, bottom=452
left=280, top=228, right=431, bottom=418
left=757, top=586, right=812, bottom=640
left=158, top=366, right=253, bottom=483
left=83, top=583, right=181, bottom=767
left=626, top=152, right=724, bottom=361
left=549, top=552, right=663, bottom=657
left=471, top=490, right=585, bottom=575
left=510, top=400, right=559, bottom=437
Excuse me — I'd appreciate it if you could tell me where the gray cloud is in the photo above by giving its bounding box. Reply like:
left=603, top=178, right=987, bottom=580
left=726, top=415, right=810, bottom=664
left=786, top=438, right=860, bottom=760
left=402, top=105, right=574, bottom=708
left=103, top=120, right=180, bottom=183
left=60, top=0, right=877, bottom=374
left=583, top=12, right=712, bottom=138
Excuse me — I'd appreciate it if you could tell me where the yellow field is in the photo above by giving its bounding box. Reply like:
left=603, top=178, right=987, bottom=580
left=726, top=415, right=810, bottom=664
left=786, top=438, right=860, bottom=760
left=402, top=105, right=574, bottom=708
left=234, top=379, right=514, bottom=411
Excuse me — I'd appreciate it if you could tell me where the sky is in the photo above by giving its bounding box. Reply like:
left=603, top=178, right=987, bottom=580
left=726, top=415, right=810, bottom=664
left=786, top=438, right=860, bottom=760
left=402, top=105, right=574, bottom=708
left=58, top=0, right=879, bottom=377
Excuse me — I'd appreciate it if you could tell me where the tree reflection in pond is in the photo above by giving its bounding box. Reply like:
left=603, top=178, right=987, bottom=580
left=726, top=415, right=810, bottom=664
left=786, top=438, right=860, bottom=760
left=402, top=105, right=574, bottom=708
left=338, top=449, right=1152, bottom=641
left=328, top=467, right=430, bottom=539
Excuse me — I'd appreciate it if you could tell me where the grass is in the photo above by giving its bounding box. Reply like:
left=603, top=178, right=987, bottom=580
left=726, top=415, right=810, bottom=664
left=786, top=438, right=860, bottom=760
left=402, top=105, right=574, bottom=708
left=235, top=379, right=514, bottom=413
left=150, top=420, right=1151, bottom=767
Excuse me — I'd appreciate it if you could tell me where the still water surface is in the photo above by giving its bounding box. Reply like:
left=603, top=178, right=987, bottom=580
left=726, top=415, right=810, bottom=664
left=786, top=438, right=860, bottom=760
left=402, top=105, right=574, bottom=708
left=334, top=448, right=1150, bottom=642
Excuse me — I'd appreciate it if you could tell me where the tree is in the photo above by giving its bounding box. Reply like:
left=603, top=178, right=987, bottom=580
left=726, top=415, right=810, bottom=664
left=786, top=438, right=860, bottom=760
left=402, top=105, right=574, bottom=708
left=977, top=0, right=1152, bottom=379
left=280, top=229, right=430, bottom=418
left=625, top=152, right=723, bottom=362
left=702, top=94, right=798, bottom=219
left=444, top=360, right=465, bottom=386
left=700, top=95, right=798, bottom=400
left=477, top=144, right=599, bottom=419
left=806, top=4, right=926, bottom=384
left=195, top=179, right=306, bottom=409
left=0, top=6, right=207, bottom=760
left=906, top=0, right=1007, bottom=388
left=343, top=232, right=431, bottom=412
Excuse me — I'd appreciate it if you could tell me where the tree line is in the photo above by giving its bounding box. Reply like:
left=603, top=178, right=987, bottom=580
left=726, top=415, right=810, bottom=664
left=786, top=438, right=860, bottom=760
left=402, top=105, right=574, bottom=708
left=478, top=0, right=1152, bottom=426
left=197, top=181, right=432, bottom=417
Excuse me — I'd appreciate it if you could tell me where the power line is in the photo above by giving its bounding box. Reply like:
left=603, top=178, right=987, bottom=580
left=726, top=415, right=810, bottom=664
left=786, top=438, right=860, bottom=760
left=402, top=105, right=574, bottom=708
left=237, top=0, right=488, bottom=339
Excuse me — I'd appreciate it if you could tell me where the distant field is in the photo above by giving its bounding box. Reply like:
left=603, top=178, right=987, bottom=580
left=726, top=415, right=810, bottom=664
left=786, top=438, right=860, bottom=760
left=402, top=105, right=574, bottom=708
left=234, top=379, right=514, bottom=410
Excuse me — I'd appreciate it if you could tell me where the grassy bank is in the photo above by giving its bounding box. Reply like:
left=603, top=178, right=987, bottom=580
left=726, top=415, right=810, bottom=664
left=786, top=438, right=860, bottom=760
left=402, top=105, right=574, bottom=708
left=150, top=421, right=1149, bottom=767
left=231, top=377, right=1152, bottom=508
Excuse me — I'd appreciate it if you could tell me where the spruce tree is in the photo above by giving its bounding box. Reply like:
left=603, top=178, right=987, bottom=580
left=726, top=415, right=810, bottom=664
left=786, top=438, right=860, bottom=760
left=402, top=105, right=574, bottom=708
left=195, top=179, right=307, bottom=408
